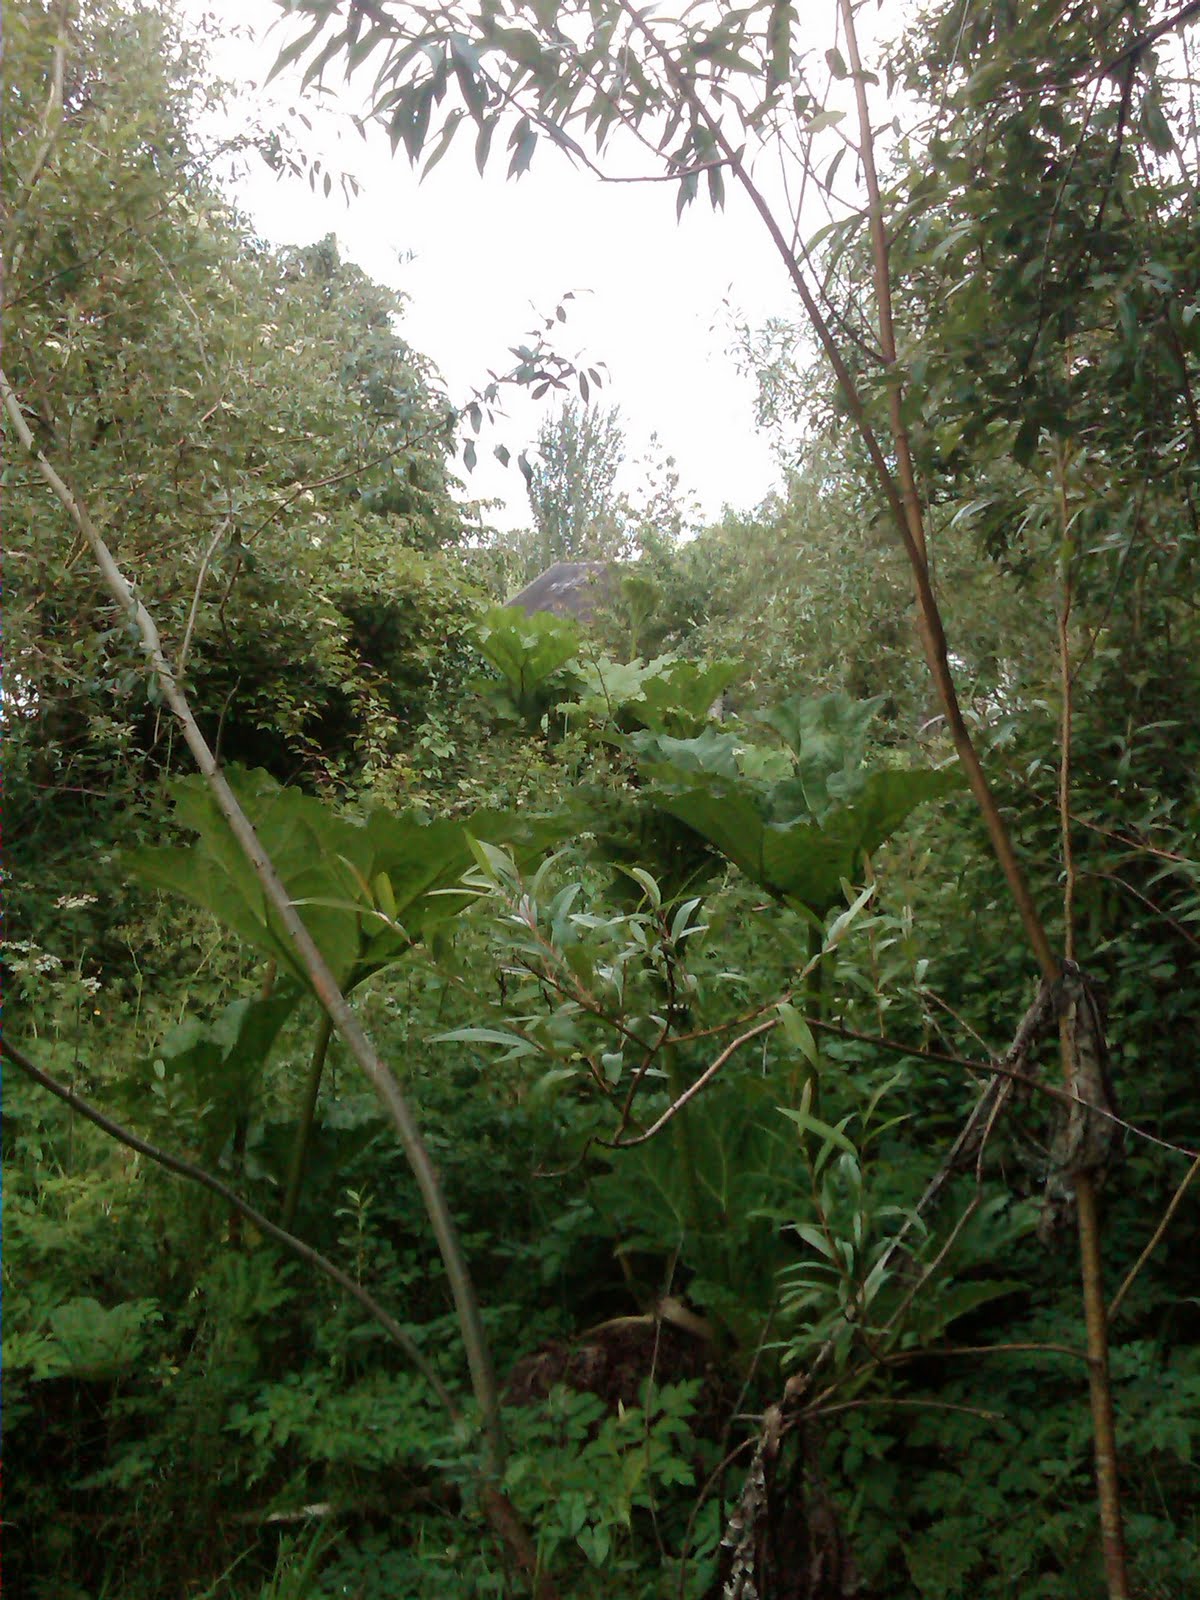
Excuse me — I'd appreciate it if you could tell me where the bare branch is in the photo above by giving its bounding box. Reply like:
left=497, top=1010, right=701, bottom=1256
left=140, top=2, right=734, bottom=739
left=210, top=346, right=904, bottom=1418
left=603, top=1016, right=778, bottom=1150
left=1108, top=1154, right=1200, bottom=1322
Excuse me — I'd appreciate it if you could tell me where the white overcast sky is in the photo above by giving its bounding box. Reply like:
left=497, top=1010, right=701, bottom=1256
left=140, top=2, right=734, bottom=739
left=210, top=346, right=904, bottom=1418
left=178, top=0, right=866, bottom=530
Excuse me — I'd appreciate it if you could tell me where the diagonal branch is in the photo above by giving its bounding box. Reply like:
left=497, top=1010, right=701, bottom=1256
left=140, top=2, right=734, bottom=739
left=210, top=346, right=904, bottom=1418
left=1107, top=1153, right=1200, bottom=1322
left=1102, top=1, right=1200, bottom=74
left=0, top=1035, right=460, bottom=1420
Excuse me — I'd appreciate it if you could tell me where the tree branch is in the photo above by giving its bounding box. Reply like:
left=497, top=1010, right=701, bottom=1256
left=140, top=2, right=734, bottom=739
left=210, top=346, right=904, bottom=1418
left=1102, top=2, right=1200, bottom=74
left=1108, top=1153, right=1200, bottom=1322
left=602, top=1016, right=778, bottom=1149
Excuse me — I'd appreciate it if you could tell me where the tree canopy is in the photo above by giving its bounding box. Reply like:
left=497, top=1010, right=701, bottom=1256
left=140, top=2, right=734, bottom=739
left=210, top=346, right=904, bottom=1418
left=526, top=398, right=627, bottom=569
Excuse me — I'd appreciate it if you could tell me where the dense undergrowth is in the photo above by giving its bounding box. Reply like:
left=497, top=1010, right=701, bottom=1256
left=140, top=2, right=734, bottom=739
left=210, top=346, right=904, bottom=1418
left=5, top=3, right=1200, bottom=1598
left=7, top=645, right=1199, bottom=1598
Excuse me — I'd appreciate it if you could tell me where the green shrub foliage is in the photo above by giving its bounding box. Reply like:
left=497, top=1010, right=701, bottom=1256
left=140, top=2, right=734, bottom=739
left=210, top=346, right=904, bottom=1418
left=6, top=2, right=1199, bottom=1598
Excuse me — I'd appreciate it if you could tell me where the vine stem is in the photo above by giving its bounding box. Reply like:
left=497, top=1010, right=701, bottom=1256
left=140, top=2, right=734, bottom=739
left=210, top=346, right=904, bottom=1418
left=1, top=366, right=507, bottom=1482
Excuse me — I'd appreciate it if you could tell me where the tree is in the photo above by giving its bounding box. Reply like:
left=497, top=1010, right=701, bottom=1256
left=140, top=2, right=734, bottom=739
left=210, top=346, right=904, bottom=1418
left=526, top=397, right=627, bottom=571
left=3, top=7, right=531, bottom=1576
left=3, top=1, right=476, bottom=830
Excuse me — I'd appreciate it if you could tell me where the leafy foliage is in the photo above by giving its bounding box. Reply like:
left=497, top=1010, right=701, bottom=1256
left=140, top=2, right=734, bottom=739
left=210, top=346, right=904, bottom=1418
left=128, top=766, right=565, bottom=992
left=471, top=602, right=583, bottom=725
left=4, top=3, right=477, bottom=822
left=630, top=693, right=961, bottom=913
left=7, top=3, right=1200, bottom=1600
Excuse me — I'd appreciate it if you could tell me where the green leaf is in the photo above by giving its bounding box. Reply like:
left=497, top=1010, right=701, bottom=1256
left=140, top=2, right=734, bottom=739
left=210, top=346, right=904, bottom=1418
left=916, top=1279, right=1028, bottom=1340
left=824, top=884, right=876, bottom=948
left=802, top=109, right=845, bottom=135
left=433, top=1026, right=532, bottom=1048
left=632, top=658, right=744, bottom=737
left=790, top=1222, right=837, bottom=1260
left=629, top=725, right=745, bottom=780
left=127, top=768, right=563, bottom=993
left=109, top=991, right=299, bottom=1162
left=617, top=865, right=662, bottom=908
left=472, top=605, right=581, bottom=723
left=778, top=1105, right=857, bottom=1156
left=756, top=690, right=882, bottom=816
left=776, top=1001, right=819, bottom=1066
left=39, top=1298, right=162, bottom=1381
left=768, top=2, right=794, bottom=87
left=1143, top=98, right=1174, bottom=153
left=508, top=119, right=538, bottom=178
left=464, top=832, right=517, bottom=882
left=632, top=706, right=958, bottom=911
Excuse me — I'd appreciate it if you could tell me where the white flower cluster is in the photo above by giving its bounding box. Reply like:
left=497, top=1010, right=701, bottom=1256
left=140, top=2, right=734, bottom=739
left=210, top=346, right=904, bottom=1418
left=1, top=941, right=64, bottom=976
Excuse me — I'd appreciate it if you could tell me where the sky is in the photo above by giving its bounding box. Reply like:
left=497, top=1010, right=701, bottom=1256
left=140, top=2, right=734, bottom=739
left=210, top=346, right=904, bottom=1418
left=178, top=0, right=824, bottom=531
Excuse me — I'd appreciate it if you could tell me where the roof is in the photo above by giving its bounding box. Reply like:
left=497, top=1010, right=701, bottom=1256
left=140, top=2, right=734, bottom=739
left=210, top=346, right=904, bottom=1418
left=507, top=561, right=617, bottom=622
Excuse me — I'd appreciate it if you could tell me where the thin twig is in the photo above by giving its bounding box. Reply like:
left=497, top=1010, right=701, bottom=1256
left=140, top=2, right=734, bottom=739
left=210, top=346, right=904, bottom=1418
left=1108, top=1154, right=1200, bottom=1322
left=676, top=1435, right=758, bottom=1600
left=601, top=1017, right=777, bottom=1149
left=621, top=986, right=1195, bottom=1161
left=801, top=1396, right=1001, bottom=1423
left=877, top=1339, right=1093, bottom=1371
left=1102, top=2, right=1200, bottom=74
left=1082, top=868, right=1200, bottom=951
left=837, top=0, right=926, bottom=564
left=176, top=515, right=232, bottom=679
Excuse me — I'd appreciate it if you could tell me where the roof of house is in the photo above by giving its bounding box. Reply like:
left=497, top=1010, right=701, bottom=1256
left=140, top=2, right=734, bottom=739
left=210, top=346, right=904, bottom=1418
left=507, top=560, right=617, bottom=621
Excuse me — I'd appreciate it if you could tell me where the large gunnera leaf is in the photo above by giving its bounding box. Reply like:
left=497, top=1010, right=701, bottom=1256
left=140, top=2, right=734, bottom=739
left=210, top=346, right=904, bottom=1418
left=630, top=693, right=959, bottom=913
left=127, top=767, right=564, bottom=991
